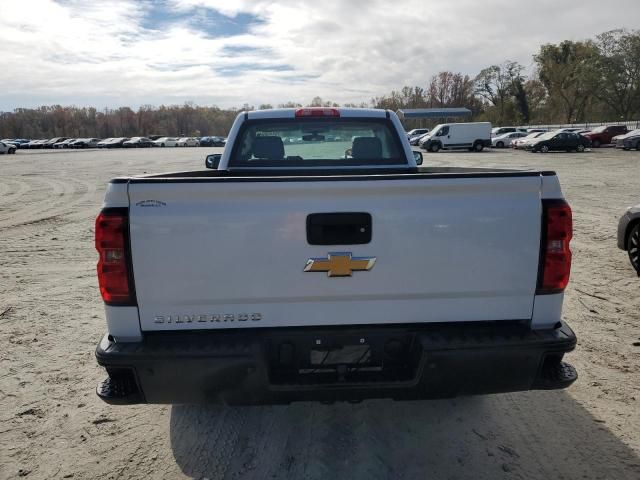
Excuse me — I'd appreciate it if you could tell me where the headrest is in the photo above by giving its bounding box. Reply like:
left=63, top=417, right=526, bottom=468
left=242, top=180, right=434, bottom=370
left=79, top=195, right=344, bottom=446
left=352, top=137, right=382, bottom=160
left=252, top=136, right=284, bottom=160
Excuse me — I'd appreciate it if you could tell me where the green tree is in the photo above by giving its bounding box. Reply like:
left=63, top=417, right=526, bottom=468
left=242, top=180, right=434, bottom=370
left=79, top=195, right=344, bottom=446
left=473, top=61, right=524, bottom=124
left=595, top=29, right=640, bottom=119
left=535, top=40, right=601, bottom=123
left=523, top=77, right=550, bottom=124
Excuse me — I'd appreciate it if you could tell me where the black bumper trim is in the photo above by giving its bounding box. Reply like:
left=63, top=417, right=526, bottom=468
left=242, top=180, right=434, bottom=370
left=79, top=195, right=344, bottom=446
left=95, top=321, right=577, bottom=405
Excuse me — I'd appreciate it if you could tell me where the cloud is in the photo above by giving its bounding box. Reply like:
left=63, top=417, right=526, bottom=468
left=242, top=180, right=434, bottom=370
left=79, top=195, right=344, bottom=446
left=0, top=0, right=639, bottom=110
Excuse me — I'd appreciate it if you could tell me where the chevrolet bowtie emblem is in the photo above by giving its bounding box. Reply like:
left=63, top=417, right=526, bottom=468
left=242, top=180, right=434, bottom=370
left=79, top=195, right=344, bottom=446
left=304, top=252, right=376, bottom=277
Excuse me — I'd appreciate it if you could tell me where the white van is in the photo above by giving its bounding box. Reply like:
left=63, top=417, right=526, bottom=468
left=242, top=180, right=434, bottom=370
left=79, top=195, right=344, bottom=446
left=419, top=122, right=492, bottom=152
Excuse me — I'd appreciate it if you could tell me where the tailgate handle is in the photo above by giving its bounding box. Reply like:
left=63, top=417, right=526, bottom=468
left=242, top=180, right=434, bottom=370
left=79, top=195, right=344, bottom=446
left=306, top=213, right=372, bottom=245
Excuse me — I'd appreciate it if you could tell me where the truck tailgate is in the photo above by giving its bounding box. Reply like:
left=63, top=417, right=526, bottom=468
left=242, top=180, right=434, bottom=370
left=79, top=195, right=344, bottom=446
left=128, top=176, right=543, bottom=331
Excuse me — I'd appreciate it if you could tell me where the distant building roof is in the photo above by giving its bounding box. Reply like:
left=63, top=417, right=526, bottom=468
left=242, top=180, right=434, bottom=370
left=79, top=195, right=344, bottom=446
left=397, top=108, right=472, bottom=119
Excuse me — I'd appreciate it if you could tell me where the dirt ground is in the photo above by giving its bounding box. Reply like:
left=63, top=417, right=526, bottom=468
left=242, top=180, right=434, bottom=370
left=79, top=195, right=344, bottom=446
left=1, top=146, right=639, bottom=480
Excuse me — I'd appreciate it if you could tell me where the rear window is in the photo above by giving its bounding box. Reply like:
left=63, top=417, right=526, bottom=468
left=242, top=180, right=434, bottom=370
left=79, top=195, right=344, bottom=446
left=229, top=118, right=405, bottom=168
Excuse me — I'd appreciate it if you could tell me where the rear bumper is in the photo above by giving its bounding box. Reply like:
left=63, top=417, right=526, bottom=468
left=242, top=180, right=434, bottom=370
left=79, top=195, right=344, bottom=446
left=95, top=321, right=577, bottom=405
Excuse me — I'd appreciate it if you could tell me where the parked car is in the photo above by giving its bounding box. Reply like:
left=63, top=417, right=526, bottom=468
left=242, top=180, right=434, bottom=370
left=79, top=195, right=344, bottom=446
left=526, top=128, right=548, bottom=134
left=153, top=137, right=179, bottom=147
left=123, top=137, right=154, bottom=148
left=23, top=139, right=47, bottom=149
left=2, top=138, right=29, bottom=148
left=53, top=138, right=77, bottom=148
left=21, top=140, right=35, bottom=149
left=0, top=141, right=17, bottom=154
left=97, top=138, right=114, bottom=148
left=614, top=129, right=640, bottom=150
left=491, top=131, right=528, bottom=148
left=617, top=203, right=640, bottom=275
left=41, top=137, right=69, bottom=148
left=512, top=132, right=545, bottom=150
left=177, top=137, right=200, bottom=147
left=583, top=125, right=628, bottom=148
left=69, top=138, right=100, bottom=148
left=491, top=127, right=527, bottom=137
left=409, top=132, right=429, bottom=146
left=199, top=136, right=226, bottom=147
left=8, top=139, right=29, bottom=148
left=556, top=127, right=589, bottom=134
left=527, top=131, right=591, bottom=153
left=406, top=128, right=429, bottom=141
left=100, top=137, right=129, bottom=148
left=420, top=122, right=492, bottom=152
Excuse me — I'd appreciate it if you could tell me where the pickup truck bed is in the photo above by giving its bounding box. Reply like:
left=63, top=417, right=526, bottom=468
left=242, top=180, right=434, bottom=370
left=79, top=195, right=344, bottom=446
left=94, top=108, right=576, bottom=405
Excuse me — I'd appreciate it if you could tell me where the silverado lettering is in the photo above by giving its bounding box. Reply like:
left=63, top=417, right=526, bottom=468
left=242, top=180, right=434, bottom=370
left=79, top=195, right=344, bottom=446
left=153, top=313, right=262, bottom=323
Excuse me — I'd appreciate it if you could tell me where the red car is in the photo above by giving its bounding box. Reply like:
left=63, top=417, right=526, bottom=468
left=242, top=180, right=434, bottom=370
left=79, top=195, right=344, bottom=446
left=583, top=125, right=628, bottom=148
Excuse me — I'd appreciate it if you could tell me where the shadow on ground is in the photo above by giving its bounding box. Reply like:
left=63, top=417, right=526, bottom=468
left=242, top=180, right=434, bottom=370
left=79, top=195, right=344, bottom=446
left=169, top=391, right=639, bottom=479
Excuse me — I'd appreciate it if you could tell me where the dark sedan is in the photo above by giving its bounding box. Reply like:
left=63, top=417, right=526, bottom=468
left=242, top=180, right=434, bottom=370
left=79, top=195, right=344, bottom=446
left=199, top=136, right=226, bottom=147
left=618, top=204, right=640, bottom=276
left=527, top=131, right=591, bottom=153
left=123, top=137, right=154, bottom=148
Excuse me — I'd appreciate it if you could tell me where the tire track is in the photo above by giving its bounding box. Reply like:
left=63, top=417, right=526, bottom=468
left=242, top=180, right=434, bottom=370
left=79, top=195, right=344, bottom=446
left=0, top=176, right=67, bottom=228
left=0, top=173, right=97, bottom=229
left=0, top=178, right=32, bottom=208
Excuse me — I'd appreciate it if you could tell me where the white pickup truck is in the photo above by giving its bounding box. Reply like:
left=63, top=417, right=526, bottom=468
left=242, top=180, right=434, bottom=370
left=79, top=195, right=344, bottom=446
left=94, top=107, right=577, bottom=405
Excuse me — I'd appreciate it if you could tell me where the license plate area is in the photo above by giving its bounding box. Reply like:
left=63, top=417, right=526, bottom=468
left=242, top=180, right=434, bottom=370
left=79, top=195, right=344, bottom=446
left=309, top=344, right=371, bottom=366
left=267, top=328, right=422, bottom=385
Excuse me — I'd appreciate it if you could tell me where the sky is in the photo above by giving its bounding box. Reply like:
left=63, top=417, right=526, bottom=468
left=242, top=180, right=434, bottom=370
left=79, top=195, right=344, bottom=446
left=0, top=0, right=639, bottom=111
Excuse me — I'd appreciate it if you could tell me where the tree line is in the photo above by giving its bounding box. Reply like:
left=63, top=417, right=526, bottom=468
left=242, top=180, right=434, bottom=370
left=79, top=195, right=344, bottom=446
left=1, top=29, right=638, bottom=139
left=373, top=29, right=640, bottom=128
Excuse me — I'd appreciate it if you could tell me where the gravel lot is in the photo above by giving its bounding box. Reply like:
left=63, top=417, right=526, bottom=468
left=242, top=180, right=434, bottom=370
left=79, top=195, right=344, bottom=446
left=1, top=146, right=639, bottom=480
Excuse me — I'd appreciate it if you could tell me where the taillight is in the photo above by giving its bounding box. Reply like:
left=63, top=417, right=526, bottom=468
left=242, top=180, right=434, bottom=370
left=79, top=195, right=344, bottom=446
left=295, top=108, right=340, bottom=117
left=537, top=199, right=572, bottom=294
left=95, top=208, right=135, bottom=305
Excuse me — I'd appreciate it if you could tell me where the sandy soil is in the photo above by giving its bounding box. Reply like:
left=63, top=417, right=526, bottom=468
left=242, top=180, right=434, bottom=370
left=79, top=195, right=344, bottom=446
left=0, top=146, right=639, bottom=480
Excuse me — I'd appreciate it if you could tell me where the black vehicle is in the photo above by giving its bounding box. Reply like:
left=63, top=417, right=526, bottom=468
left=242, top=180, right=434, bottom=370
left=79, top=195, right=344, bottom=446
left=122, top=137, right=154, bottom=148
left=199, top=136, right=226, bottom=147
left=527, top=131, right=591, bottom=153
